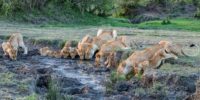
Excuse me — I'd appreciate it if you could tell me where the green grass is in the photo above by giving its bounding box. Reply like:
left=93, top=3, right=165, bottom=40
left=136, top=18, right=200, bottom=32
left=39, top=17, right=134, bottom=28
left=160, top=63, right=200, bottom=76
left=24, top=93, right=38, bottom=100
left=0, top=7, right=133, bottom=28
left=0, top=72, right=14, bottom=85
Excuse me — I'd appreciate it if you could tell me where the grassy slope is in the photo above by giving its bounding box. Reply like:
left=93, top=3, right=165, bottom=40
left=136, top=18, right=200, bottom=32
left=40, top=18, right=200, bottom=32
left=1, top=10, right=200, bottom=32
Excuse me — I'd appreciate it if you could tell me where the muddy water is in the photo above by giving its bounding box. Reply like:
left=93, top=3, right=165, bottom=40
left=39, top=58, right=107, bottom=91
left=29, top=55, right=110, bottom=99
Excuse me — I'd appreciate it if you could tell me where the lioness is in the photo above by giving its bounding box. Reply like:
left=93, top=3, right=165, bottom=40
left=105, top=49, right=134, bottom=68
left=2, top=33, right=28, bottom=60
left=69, top=47, right=78, bottom=59
left=76, top=29, right=118, bottom=60
left=95, top=40, right=130, bottom=66
left=61, top=41, right=72, bottom=58
left=76, top=42, right=98, bottom=60
left=53, top=50, right=62, bottom=58
left=117, top=36, right=136, bottom=48
left=81, top=35, right=93, bottom=44
left=39, top=47, right=52, bottom=56
left=96, top=29, right=117, bottom=40
left=136, top=48, right=178, bottom=76
left=117, top=40, right=173, bottom=77
left=61, top=40, right=78, bottom=59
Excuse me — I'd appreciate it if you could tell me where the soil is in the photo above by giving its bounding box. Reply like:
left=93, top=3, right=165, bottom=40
left=0, top=38, right=199, bottom=100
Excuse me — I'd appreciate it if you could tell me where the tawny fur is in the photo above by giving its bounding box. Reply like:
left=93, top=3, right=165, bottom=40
left=69, top=47, right=78, bottom=59
left=61, top=41, right=78, bottom=58
left=81, top=35, right=93, bottom=44
left=117, top=40, right=176, bottom=77
left=137, top=48, right=178, bottom=76
left=2, top=33, right=28, bottom=60
left=60, top=41, right=72, bottom=58
left=117, top=36, right=136, bottom=48
left=105, top=50, right=134, bottom=68
left=76, top=42, right=98, bottom=60
left=76, top=29, right=118, bottom=60
left=95, top=40, right=130, bottom=66
left=52, top=50, right=62, bottom=58
left=40, top=47, right=52, bottom=56
left=96, top=29, right=117, bottom=40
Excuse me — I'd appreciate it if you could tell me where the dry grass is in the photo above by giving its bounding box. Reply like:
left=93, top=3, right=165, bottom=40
left=0, top=21, right=200, bottom=44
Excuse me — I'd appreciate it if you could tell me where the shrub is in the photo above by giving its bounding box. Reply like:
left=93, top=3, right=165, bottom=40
left=161, top=17, right=171, bottom=25
left=194, top=8, right=200, bottom=19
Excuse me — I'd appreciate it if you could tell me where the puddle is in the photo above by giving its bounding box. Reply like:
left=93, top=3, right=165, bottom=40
left=38, top=57, right=107, bottom=92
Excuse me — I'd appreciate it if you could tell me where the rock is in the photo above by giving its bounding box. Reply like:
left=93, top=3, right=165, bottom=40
left=94, top=67, right=110, bottom=73
left=80, top=86, right=90, bottom=94
left=176, top=76, right=196, bottom=93
left=66, top=87, right=82, bottom=95
left=36, top=74, right=51, bottom=89
left=18, top=48, right=40, bottom=59
left=115, top=81, right=130, bottom=92
left=59, top=77, right=82, bottom=88
left=185, top=79, right=200, bottom=100
left=15, top=65, right=30, bottom=74
left=36, top=67, right=53, bottom=75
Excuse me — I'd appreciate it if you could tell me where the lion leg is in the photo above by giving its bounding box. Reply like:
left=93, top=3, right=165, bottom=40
left=19, top=42, right=28, bottom=55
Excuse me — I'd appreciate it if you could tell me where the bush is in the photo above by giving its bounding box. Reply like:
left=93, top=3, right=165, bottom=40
left=161, top=17, right=171, bottom=25
left=194, top=8, right=200, bottom=19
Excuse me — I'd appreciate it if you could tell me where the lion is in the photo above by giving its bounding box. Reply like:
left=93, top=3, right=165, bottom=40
left=95, top=40, right=130, bottom=66
left=105, top=49, right=134, bottom=68
left=69, top=47, right=78, bottom=59
left=53, top=50, right=62, bottom=58
left=40, top=47, right=62, bottom=58
left=61, top=40, right=78, bottom=58
left=2, top=33, right=28, bottom=60
left=117, top=36, right=136, bottom=48
left=117, top=40, right=174, bottom=78
left=81, top=35, right=93, bottom=43
left=96, top=29, right=117, bottom=40
left=39, top=47, right=52, bottom=56
left=61, top=41, right=72, bottom=58
left=76, top=42, right=98, bottom=60
left=136, top=48, right=178, bottom=76
left=76, top=29, right=118, bottom=60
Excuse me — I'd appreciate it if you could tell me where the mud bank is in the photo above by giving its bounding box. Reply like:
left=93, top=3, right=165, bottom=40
left=0, top=38, right=199, bottom=100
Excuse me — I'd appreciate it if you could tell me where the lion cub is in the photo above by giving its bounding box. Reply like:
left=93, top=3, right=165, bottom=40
left=61, top=41, right=71, bottom=58
left=40, top=47, right=62, bottom=58
left=61, top=41, right=78, bottom=59
left=39, top=47, right=52, bottom=56
left=69, top=47, right=78, bottom=59
left=2, top=33, right=28, bottom=60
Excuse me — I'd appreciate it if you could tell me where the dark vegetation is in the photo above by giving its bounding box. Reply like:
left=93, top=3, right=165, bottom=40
left=0, top=0, right=199, bottom=26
